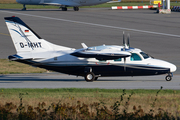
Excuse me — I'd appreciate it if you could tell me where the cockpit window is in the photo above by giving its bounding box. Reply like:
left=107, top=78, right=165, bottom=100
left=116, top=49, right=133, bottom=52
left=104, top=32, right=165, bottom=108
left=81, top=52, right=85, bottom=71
left=140, top=52, right=150, bottom=59
left=130, top=53, right=142, bottom=61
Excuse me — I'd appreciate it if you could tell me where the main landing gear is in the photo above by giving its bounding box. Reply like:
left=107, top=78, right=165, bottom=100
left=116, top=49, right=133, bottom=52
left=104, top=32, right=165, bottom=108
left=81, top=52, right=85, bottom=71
left=85, top=72, right=95, bottom=82
left=22, top=4, right=26, bottom=11
left=73, top=7, right=79, bottom=11
left=61, top=7, right=79, bottom=11
left=84, top=67, right=98, bottom=82
left=165, top=73, right=173, bottom=81
left=84, top=72, right=98, bottom=82
left=62, top=7, right=67, bottom=11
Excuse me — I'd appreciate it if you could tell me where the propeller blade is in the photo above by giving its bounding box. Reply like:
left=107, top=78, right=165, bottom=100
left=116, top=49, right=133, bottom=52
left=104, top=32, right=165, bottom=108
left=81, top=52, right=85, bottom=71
left=124, top=57, right=126, bottom=71
left=123, top=31, right=125, bottom=50
left=127, top=33, right=130, bottom=48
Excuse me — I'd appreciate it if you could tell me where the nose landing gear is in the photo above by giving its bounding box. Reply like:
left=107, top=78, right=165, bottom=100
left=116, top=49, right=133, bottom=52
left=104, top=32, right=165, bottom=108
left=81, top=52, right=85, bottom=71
left=165, top=73, right=173, bottom=81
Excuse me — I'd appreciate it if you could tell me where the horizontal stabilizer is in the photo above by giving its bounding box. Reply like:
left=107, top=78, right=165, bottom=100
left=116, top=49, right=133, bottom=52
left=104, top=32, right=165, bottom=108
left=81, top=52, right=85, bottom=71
left=8, top=54, right=32, bottom=61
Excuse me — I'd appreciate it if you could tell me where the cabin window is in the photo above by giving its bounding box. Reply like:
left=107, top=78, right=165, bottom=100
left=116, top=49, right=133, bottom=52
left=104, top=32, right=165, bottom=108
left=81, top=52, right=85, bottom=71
left=114, top=58, right=122, bottom=61
left=140, top=52, right=150, bottom=59
left=99, top=60, right=106, bottom=62
left=130, top=53, right=142, bottom=61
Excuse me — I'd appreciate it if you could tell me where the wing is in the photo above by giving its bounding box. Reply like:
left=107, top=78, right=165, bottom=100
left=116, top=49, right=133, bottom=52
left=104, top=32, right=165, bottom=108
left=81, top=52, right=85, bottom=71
left=71, top=48, right=131, bottom=60
left=41, top=0, right=81, bottom=6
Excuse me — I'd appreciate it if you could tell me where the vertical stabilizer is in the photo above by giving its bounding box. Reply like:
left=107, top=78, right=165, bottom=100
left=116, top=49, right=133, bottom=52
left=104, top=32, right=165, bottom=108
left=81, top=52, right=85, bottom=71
left=4, top=16, right=72, bottom=54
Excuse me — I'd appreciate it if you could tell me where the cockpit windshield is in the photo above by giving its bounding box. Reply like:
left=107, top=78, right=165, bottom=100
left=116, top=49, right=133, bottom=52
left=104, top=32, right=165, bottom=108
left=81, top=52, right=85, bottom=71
left=140, top=52, right=150, bottom=59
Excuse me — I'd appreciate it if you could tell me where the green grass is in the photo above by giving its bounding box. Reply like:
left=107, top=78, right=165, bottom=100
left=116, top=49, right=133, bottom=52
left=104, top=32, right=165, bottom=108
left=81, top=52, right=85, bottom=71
left=0, top=59, right=46, bottom=74
left=0, top=88, right=180, bottom=117
left=0, top=88, right=180, bottom=94
left=0, top=89, right=179, bottom=119
left=0, top=88, right=179, bottom=99
left=1, top=2, right=180, bottom=10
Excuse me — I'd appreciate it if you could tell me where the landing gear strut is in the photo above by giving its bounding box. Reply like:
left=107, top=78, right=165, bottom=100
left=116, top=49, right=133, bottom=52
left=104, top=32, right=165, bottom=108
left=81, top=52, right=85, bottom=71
left=165, top=73, right=173, bottom=81
left=22, top=4, right=26, bottom=11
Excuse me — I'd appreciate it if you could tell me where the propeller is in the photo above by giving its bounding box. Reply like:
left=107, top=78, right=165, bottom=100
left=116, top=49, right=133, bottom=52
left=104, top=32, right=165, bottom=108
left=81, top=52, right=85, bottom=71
left=122, top=31, right=127, bottom=71
left=122, top=31, right=131, bottom=71
left=124, top=57, right=126, bottom=71
left=127, top=33, right=130, bottom=49
left=123, top=31, right=125, bottom=50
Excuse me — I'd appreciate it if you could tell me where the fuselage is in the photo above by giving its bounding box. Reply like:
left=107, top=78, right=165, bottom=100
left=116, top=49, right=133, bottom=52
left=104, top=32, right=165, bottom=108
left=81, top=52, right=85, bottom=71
left=13, top=45, right=176, bottom=77
left=16, top=0, right=111, bottom=6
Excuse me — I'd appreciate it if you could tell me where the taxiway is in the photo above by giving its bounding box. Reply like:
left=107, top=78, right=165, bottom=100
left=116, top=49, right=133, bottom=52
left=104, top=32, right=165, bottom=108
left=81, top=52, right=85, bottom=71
left=0, top=73, right=180, bottom=89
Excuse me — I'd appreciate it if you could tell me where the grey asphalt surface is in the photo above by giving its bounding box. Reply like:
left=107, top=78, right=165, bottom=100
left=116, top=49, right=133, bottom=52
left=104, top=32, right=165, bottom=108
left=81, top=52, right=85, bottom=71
left=0, top=73, right=180, bottom=89
left=0, top=8, right=180, bottom=89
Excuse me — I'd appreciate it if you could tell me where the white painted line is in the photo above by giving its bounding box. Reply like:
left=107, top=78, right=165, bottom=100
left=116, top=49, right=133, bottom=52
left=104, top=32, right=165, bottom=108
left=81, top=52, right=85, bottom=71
left=1, top=10, right=180, bottom=38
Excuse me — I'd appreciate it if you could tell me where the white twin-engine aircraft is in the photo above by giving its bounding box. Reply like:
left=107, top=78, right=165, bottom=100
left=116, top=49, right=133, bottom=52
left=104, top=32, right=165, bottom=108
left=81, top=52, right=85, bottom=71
left=16, top=0, right=113, bottom=11
left=5, top=16, right=176, bottom=82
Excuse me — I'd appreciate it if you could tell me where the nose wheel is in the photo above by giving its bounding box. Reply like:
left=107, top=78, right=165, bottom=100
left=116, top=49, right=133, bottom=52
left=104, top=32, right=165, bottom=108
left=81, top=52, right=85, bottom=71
left=165, top=73, right=173, bottom=81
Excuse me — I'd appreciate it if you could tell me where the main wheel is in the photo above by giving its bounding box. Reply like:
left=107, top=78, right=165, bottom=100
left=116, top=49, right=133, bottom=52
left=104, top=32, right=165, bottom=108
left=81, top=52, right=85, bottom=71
left=22, top=8, right=26, bottom=11
left=85, top=72, right=95, bottom=82
left=165, top=75, right=172, bottom=81
left=22, top=4, right=26, bottom=11
left=62, top=7, right=67, bottom=11
left=73, top=7, right=79, bottom=11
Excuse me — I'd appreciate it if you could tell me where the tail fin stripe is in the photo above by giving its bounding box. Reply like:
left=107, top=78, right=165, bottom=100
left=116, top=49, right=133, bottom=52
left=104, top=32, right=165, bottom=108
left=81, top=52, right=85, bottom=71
left=11, top=29, right=24, bottom=37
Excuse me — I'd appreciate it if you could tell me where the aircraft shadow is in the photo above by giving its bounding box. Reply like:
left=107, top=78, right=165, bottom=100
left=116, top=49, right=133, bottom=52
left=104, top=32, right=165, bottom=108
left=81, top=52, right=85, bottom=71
left=0, top=77, right=83, bottom=82
left=0, top=76, right=163, bottom=82
left=0, top=9, right=73, bottom=12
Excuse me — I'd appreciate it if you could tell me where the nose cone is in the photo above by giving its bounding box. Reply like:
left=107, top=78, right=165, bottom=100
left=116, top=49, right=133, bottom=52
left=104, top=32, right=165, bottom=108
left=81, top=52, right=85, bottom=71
left=147, top=59, right=177, bottom=73
left=159, top=60, right=177, bottom=72
left=169, top=63, right=177, bottom=72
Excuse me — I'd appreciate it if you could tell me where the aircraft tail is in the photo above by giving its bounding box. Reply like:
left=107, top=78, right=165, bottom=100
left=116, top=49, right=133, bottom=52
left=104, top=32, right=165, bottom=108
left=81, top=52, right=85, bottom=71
left=4, top=16, right=72, bottom=59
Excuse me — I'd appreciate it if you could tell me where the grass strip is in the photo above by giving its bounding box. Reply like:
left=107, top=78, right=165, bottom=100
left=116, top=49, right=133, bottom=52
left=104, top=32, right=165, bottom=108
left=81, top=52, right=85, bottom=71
left=1, top=2, right=180, bottom=10
left=0, top=88, right=180, bottom=94
left=0, top=59, right=46, bottom=74
left=0, top=88, right=180, bottom=118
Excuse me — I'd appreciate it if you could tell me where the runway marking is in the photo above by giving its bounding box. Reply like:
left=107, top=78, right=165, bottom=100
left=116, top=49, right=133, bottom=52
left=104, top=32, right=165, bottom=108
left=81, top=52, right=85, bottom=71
left=1, top=10, right=180, bottom=38
left=0, top=33, right=10, bottom=36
